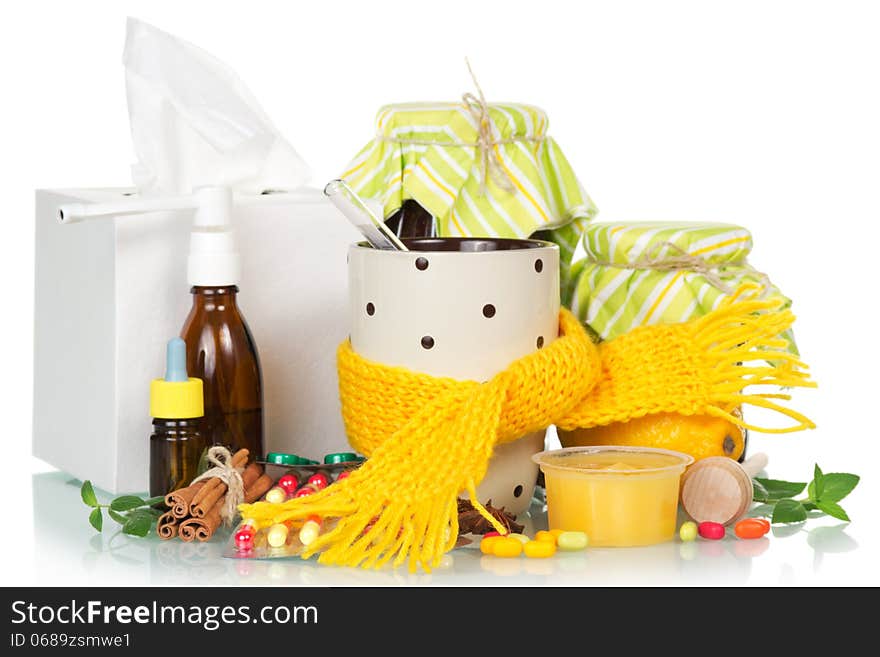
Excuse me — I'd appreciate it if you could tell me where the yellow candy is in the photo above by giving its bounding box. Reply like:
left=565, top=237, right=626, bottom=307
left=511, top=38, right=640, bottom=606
left=266, top=523, right=289, bottom=548
left=556, top=531, right=589, bottom=551
left=679, top=521, right=698, bottom=543
left=535, top=530, right=557, bottom=545
left=492, top=536, right=524, bottom=558
left=264, top=487, right=286, bottom=504
left=508, top=533, right=530, bottom=545
left=523, top=540, right=556, bottom=558
left=480, top=536, right=501, bottom=554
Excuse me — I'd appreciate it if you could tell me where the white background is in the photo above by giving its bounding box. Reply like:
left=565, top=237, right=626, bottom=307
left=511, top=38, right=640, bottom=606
left=1, top=0, right=879, bottom=585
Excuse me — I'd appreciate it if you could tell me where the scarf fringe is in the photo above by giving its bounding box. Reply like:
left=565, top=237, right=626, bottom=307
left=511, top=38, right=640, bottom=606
left=239, top=284, right=814, bottom=571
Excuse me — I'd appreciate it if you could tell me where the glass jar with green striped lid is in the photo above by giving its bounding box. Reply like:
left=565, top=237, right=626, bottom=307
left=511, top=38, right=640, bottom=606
left=569, top=221, right=797, bottom=354
left=339, top=101, right=598, bottom=304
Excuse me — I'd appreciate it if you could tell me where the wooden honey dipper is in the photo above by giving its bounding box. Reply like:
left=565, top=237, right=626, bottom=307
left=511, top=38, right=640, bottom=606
left=680, top=453, right=768, bottom=525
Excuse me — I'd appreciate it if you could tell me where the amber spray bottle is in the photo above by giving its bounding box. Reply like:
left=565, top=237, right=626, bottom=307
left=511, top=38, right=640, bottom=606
left=179, top=187, right=264, bottom=460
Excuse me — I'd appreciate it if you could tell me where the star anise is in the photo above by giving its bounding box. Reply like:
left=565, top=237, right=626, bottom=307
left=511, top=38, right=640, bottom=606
left=457, top=498, right=523, bottom=535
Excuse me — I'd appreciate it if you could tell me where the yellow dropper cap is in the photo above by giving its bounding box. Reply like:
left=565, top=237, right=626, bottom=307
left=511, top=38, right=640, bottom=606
left=150, top=338, right=204, bottom=419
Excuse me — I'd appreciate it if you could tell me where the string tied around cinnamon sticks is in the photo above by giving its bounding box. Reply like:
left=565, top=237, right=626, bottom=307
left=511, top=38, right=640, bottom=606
left=189, top=446, right=246, bottom=527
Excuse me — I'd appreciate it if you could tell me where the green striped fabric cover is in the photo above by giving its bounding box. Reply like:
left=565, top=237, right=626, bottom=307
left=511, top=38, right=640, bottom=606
left=570, top=221, right=797, bottom=352
left=340, top=102, right=597, bottom=299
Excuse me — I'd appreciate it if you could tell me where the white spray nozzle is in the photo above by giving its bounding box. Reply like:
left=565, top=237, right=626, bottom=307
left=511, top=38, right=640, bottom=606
left=58, top=186, right=249, bottom=286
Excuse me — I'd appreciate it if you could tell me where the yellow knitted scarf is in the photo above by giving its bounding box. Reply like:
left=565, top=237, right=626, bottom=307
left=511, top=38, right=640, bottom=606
left=240, top=286, right=815, bottom=571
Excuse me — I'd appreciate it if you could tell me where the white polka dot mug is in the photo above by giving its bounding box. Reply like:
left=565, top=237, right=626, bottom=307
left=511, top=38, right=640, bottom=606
left=348, top=237, right=560, bottom=514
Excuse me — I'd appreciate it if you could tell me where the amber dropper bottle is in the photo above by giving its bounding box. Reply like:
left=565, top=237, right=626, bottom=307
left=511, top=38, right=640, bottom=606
left=149, top=338, right=206, bottom=497
left=179, top=187, right=264, bottom=460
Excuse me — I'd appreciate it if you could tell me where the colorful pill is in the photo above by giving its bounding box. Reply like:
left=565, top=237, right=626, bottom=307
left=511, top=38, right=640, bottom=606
left=237, top=521, right=256, bottom=536
left=277, top=474, right=299, bottom=495
left=679, top=521, right=698, bottom=542
left=264, top=487, right=286, bottom=504
left=234, top=529, right=254, bottom=551
left=267, top=523, right=289, bottom=548
left=336, top=470, right=351, bottom=481
left=523, top=539, right=556, bottom=558
left=294, top=486, right=315, bottom=498
left=698, top=521, right=726, bottom=540
left=299, top=516, right=322, bottom=546
left=535, top=530, right=556, bottom=544
left=556, top=531, right=589, bottom=551
left=480, top=535, right=501, bottom=554
left=492, top=536, right=524, bottom=558
left=734, top=518, right=771, bottom=539
left=308, top=473, right=329, bottom=490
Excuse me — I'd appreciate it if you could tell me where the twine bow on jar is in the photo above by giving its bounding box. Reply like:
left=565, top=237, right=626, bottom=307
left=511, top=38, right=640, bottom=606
left=377, top=59, right=544, bottom=196
left=587, top=241, right=773, bottom=296
left=460, top=59, right=519, bottom=195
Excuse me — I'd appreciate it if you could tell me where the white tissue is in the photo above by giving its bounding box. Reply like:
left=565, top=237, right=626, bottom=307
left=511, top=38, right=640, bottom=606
left=123, top=18, right=310, bottom=196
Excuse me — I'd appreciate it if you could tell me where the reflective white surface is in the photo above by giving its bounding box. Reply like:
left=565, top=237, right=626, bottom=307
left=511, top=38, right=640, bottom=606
left=20, top=468, right=867, bottom=587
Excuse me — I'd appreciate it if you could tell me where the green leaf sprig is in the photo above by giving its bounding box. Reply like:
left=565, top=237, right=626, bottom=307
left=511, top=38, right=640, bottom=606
left=80, top=481, right=165, bottom=537
left=752, top=465, right=859, bottom=524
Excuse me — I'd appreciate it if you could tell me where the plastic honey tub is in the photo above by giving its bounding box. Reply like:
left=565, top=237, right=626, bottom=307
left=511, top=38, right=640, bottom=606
left=533, top=446, right=694, bottom=546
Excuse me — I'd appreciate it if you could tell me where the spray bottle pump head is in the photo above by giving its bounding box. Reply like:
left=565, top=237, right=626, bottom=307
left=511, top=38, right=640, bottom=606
left=187, top=186, right=240, bottom=287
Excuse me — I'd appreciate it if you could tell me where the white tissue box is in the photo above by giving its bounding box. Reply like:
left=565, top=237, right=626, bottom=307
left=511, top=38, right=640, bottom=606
left=34, top=187, right=360, bottom=493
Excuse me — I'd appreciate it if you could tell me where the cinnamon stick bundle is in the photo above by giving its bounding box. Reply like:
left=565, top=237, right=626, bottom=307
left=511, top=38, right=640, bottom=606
left=165, top=481, right=206, bottom=519
left=176, top=462, right=273, bottom=542
left=189, top=449, right=249, bottom=518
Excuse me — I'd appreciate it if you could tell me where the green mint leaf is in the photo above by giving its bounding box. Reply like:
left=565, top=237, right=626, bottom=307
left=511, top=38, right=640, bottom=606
left=80, top=481, right=98, bottom=508
left=816, top=500, right=851, bottom=522
left=753, top=477, right=806, bottom=501
left=122, top=513, right=152, bottom=537
left=144, top=496, right=166, bottom=508
left=810, top=464, right=825, bottom=502
left=752, top=479, right=770, bottom=502
left=88, top=507, right=103, bottom=532
left=772, top=499, right=807, bottom=524
left=803, top=502, right=818, bottom=511
left=110, top=495, right=147, bottom=512
left=108, top=509, right=128, bottom=525
left=816, top=473, right=859, bottom=503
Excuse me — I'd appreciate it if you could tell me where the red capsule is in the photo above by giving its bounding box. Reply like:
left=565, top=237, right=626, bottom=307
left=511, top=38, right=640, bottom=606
left=234, top=530, right=254, bottom=551
left=277, top=474, right=299, bottom=495
left=294, top=486, right=315, bottom=498
left=308, top=473, right=329, bottom=490
left=734, top=518, right=771, bottom=539
left=237, top=523, right=256, bottom=537
left=698, top=521, right=726, bottom=540
left=336, top=470, right=351, bottom=481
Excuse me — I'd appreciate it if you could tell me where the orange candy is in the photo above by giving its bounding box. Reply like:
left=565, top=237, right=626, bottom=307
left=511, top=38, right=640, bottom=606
left=535, top=530, right=557, bottom=545
left=480, top=536, right=502, bottom=554
left=734, top=518, right=771, bottom=539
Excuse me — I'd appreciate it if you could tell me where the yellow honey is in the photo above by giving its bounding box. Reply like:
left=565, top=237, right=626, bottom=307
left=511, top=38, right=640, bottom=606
left=533, top=446, right=693, bottom=547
